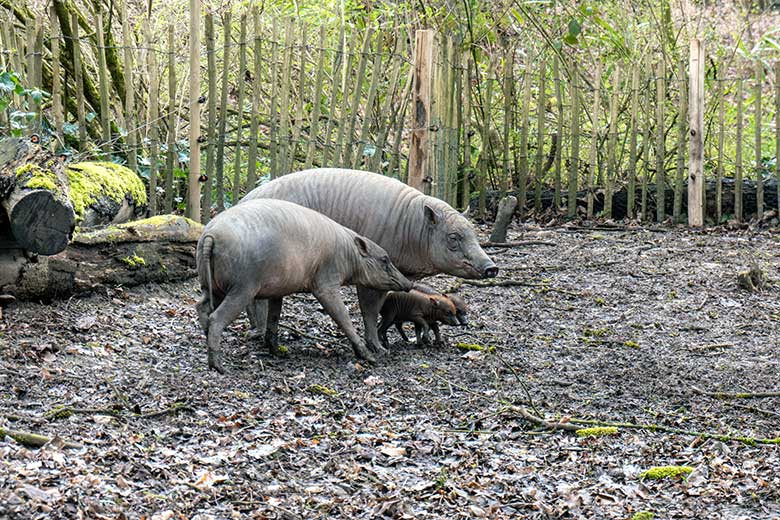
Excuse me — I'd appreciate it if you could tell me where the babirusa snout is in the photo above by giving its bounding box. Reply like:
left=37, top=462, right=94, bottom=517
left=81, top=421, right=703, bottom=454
left=482, top=262, right=499, bottom=279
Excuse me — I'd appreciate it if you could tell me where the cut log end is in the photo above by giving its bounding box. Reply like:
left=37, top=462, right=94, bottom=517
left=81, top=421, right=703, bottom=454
left=9, top=190, right=75, bottom=255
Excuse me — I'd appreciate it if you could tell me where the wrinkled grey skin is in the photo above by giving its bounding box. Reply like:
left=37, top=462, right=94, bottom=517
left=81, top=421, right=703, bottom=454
left=241, top=168, right=497, bottom=352
left=379, top=289, right=459, bottom=347
left=196, top=199, right=412, bottom=373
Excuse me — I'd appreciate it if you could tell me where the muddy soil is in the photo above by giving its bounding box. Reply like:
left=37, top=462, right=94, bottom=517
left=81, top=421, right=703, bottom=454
left=1, top=225, right=779, bottom=519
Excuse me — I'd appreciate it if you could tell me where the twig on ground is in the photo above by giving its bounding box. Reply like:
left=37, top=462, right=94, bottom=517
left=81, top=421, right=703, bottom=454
left=729, top=403, right=780, bottom=418
left=0, top=427, right=82, bottom=449
left=134, top=403, right=195, bottom=420
left=691, top=386, right=780, bottom=399
left=689, top=342, right=734, bottom=352
left=480, top=240, right=557, bottom=248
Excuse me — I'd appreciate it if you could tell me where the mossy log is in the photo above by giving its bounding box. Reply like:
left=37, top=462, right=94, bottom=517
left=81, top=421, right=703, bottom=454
left=0, top=215, right=203, bottom=300
left=0, top=138, right=75, bottom=255
left=0, top=138, right=147, bottom=256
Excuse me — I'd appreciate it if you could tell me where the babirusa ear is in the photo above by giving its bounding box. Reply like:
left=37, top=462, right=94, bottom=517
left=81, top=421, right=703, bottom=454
left=429, top=296, right=438, bottom=308
left=354, top=236, right=370, bottom=257
left=423, top=204, right=439, bottom=227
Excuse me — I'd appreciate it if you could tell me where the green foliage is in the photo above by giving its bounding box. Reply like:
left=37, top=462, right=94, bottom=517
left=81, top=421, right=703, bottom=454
left=639, top=465, right=694, bottom=480
left=575, top=426, right=619, bottom=437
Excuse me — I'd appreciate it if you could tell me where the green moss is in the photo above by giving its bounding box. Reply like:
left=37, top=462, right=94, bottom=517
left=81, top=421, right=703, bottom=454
left=575, top=426, right=619, bottom=437
left=308, top=384, right=338, bottom=397
left=632, top=512, right=655, bottom=520
left=120, top=254, right=146, bottom=268
left=45, top=405, right=73, bottom=420
left=277, top=345, right=289, bottom=355
left=66, top=162, right=147, bottom=220
left=582, top=327, right=609, bottom=337
left=455, top=342, right=495, bottom=352
left=639, top=466, right=694, bottom=480
left=15, top=164, right=61, bottom=194
left=624, top=340, right=640, bottom=349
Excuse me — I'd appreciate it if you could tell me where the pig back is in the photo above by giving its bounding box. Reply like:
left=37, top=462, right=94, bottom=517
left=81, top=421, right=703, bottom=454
left=243, top=169, right=453, bottom=274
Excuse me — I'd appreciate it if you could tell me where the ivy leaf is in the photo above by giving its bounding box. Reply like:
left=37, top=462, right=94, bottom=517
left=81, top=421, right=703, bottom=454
left=563, top=33, right=579, bottom=45
left=85, top=111, right=97, bottom=122
left=568, top=18, right=582, bottom=38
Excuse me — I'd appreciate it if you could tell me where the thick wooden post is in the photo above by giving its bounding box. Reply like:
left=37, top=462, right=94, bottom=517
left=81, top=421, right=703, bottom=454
left=71, top=13, right=87, bottom=149
left=409, top=30, right=434, bottom=193
left=754, top=60, right=763, bottom=219
left=735, top=78, right=743, bottom=222
left=50, top=4, right=64, bottom=144
left=201, top=12, right=216, bottom=223
left=215, top=11, right=231, bottom=213
left=231, top=13, right=247, bottom=202
left=165, top=24, right=176, bottom=213
left=688, top=39, right=704, bottom=227
left=146, top=23, right=159, bottom=216
left=187, top=0, right=202, bottom=221
left=586, top=59, right=602, bottom=218
left=655, top=60, right=666, bottom=222
left=673, top=59, right=687, bottom=223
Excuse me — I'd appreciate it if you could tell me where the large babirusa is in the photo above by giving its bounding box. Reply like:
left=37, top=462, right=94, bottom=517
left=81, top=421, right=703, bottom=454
left=241, top=168, right=497, bottom=352
left=196, top=199, right=412, bottom=373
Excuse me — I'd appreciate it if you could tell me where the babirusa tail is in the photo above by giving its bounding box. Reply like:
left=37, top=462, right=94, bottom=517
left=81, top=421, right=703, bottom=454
left=201, top=235, right=215, bottom=313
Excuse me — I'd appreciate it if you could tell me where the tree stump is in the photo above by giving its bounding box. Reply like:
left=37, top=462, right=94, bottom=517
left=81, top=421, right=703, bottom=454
left=489, top=196, right=518, bottom=243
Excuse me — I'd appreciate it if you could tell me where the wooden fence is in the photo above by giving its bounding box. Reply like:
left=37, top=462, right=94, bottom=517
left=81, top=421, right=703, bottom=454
left=0, top=5, right=779, bottom=227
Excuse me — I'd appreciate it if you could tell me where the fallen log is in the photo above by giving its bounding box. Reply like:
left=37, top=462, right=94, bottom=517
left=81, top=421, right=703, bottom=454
left=0, top=215, right=202, bottom=300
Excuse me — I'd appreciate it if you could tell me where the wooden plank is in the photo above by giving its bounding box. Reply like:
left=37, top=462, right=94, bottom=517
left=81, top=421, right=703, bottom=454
left=754, top=60, right=763, bottom=219
left=534, top=55, right=546, bottom=211
left=735, top=77, right=743, bottom=222
left=408, top=29, right=435, bottom=193
left=122, top=0, right=137, bottom=173
left=688, top=38, right=704, bottom=227
left=304, top=26, right=327, bottom=170
left=517, top=57, right=533, bottom=214
left=186, top=0, right=202, bottom=221
left=673, top=59, right=687, bottom=223
left=214, top=11, right=231, bottom=212
left=586, top=59, right=602, bottom=217
left=553, top=55, right=563, bottom=208
left=604, top=65, right=621, bottom=219
left=627, top=66, right=639, bottom=218
left=568, top=62, right=580, bottom=218
left=146, top=22, right=159, bottom=216
left=655, top=60, right=666, bottom=222
left=96, top=8, right=111, bottom=155
left=71, top=12, right=87, bottom=149
left=201, top=12, right=216, bottom=223
left=50, top=4, right=64, bottom=144
left=231, top=13, right=247, bottom=201
left=165, top=24, right=176, bottom=213
left=344, top=27, right=374, bottom=167
left=246, top=8, right=261, bottom=191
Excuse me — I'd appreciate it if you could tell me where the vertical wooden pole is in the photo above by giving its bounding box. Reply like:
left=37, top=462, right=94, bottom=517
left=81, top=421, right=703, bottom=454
left=604, top=65, right=621, bottom=218
left=369, top=35, right=403, bottom=174
left=334, top=40, right=355, bottom=169
left=246, top=8, right=260, bottom=191
left=461, top=55, right=472, bottom=210
left=534, top=55, right=546, bottom=211
left=716, top=74, right=725, bottom=223
left=268, top=19, right=280, bottom=177
left=25, top=20, right=36, bottom=127
left=146, top=23, right=159, bottom=216
left=231, top=13, right=247, bottom=202
left=96, top=8, right=111, bottom=155
left=201, top=12, right=216, bottom=223
left=277, top=19, right=294, bottom=175
left=673, top=59, right=687, bottom=222
left=31, top=20, right=43, bottom=131
left=304, top=27, right=327, bottom=170
left=289, top=22, right=308, bottom=171
left=409, top=29, right=434, bottom=192
left=354, top=39, right=383, bottom=170
left=627, top=66, right=640, bottom=218
left=214, top=12, right=231, bottom=212
left=553, top=56, right=563, bottom=208
left=390, top=65, right=413, bottom=181
left=586, top=60, right=602, bottom=217
left=641, top=63, right=651, bottom=221
left=187, top=0, right=202, bottom=221
left=321, top=26, right=344, bottom=167
left=754, top=60, right=763, bottom=219
left=518, top=58, right=533, bottom=213
left=688, top=38, right=704, bottom=227
left=568, top=62, right=580, bottom=218
left=501, top=48, right=513, bottom=196
left=655, top=60, right=666, bottom=222
left=775, top=62, right=780, bottom=212
left=71, top=13, right=87, bottom=149
left=735, top=77, right=743, bottom=222
left=345, top=27, right=374, bottom=167
left=478, top=57, right=497, bottom=218
left=165, top=24, right=176, bottom=214
left=50, top=4, right=64, bottom=145
left=451, top=44, right=462, bottom=206
left=122, top=0, right=137, bottom=173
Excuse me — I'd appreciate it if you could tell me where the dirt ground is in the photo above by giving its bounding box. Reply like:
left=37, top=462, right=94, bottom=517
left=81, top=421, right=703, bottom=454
left=1, top=224, right=779, bottom=519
